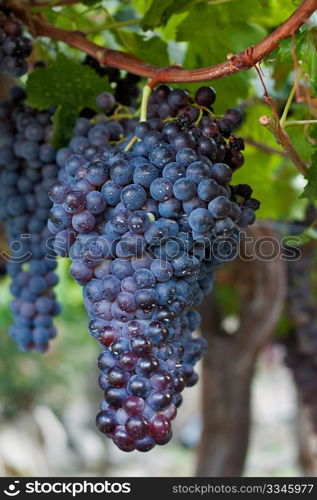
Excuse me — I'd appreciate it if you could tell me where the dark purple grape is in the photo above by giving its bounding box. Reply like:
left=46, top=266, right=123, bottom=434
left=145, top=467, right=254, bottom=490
left=195, top=86, right=216, bottom=107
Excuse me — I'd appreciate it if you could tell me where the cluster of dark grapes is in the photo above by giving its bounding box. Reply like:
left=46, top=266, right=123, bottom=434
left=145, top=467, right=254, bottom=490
left=148, top=86, right=246, bottom=170
left=48, top=85, right=259, bottom=451
left=83, top=55, right=141, bottom=107
left=0, top=4, right=32, bottom=77
left=283, top=208, right=317, bottom=434
left=0, top=87, right=60, bottom=352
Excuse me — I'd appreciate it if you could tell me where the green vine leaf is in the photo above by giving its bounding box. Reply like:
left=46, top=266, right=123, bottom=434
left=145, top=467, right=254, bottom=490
left=301, top=151, right=317, bottom=201
left=284, top=226, right=317, bottom=247
left=51, top=105, right=78, bottom=149
left=82, top=0, right=101, bottom=5
left=26, top=54, right=110, bottom=147
left=114, top=31, right=169, bottom=66
left=272, top=27, right=317, bottom=92
left=176, top=4, right=265, bottom=109
left=141, top=0, right=195, bottom=31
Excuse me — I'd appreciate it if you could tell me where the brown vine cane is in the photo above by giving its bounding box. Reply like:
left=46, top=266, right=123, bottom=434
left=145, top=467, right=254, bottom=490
left=9, top=0, right=317, bottom=83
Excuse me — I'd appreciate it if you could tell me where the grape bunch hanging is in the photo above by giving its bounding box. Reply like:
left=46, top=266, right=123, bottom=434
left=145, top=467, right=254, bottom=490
left=0, top=71, right=259, bottom=452
left=0, top=2, right=32, bottom=77
left=0, top=87, right=60, bottom=352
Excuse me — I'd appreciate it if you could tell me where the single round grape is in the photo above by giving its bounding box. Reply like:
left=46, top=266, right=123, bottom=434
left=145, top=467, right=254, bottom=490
left=85, top=190, right=107, bottom=214
left=150, top=178, right=173, bottom=202
left=189, top=207, right=213, bottom=232
left=99, top=274, right=121, bottom=301
left=101, top=181, right=122, bottom=207
left=96, top=410, right=117, bottom=434
left=150, top=370, right=173, bottom=390
left=135, top=288, right=158, bottom=313
left=72, top=210, right=95, bottom=233
left=133, top=161, right=159, bottom=189
left=197, top=178, right=220, bottom=202
left=149, top=145, right=174, bottom=169
left=158, top=197, right=182, bottom=219
left=186, top=161, right=211, bottom=184
left=125, top=416, right=148, bottom=440
left=96, top=92, right=115, bottom=111
left=147, top=391, right=173, bottom=412
left=110, top=259, right=133, bottom=280
left=223, top=107, right=243, bottom=128
left=64, top=190, right=86, bottom=214
left=134, top=436, right=156, bottom=452
left=124, top=396, right=145, bottom=416
left=116, top=291, right=135, bottom=312
left=167, top=89, right=189, bottom=108
left=110, top=161, right=134, bottom=186
left=112, top=426, right=135, bottom=452
left=130, top=335, right=152, bottom=357
left=106, top=366, right=127, bottom=388
left=145, top=320, right=168, bottom=346
left=104, top=387, right=127, bottom=409
left=208, top=196, right=231, bottom=218
left=162, top=121, right=181, bottom=139
left=150, top=260, right=173, bottom=282
left=127, top=211, right=150, bottom=233
left=135, top=356, right=159, bottom=377
left=121, top=184, right=147, bottom=210
left=238, top=207, right=255, bottom=227
left=133, top=268, right=156, bottom=289
left=118, top=351, right=138, bottom=372
left=173, top=178, right=196, bottom=201
left=195, top=86, right=216, bottom=106
left=128, top=375, right=151, bottom=398
left=211, top=163, right=232, bottom=185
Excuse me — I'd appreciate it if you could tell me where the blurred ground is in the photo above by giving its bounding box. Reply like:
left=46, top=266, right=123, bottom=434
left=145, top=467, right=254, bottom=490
left=0, top=339, right=313, bottom=477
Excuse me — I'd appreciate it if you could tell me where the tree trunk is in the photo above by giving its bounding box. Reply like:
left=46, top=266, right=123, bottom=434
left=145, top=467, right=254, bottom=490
left=196, top=299, right=254, bottom=476
left=196, top=224, right=287, bottom=476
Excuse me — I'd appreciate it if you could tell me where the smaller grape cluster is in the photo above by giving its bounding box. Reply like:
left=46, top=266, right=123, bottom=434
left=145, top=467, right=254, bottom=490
left=0, top=87, right=60, bottom=352
left=0, top=4, right=32, bottom=77
left=49, top=85, right=259, bottom=451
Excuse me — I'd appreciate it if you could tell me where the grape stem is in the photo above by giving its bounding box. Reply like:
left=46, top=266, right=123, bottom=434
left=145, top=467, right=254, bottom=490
left=259, top=115, right=308, bottom=176
left=284, top=120, right=317, bottom=127
left=280, top=78, right=298, bottom=128
left=140, top=84, right=152, bottom=123
left=123, top=135, right=138, bottom=152
left=124, top=83, right=153, bottom=152
left=10, top=0, right=317, bottom=84
left=244, top=137, right=288, bottom=157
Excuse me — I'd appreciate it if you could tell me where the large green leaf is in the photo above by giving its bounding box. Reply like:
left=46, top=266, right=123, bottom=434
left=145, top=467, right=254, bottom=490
left=301, top=151, right=317, bottom=200
left=114, top=31, right=169, bottom=66
left=273, top=27, right=317, bottom=92
left=51, top=105, right=79, bottom=149
left=177, top=4, right=266, bottom=109
left=82, top=0, right=101, bottom=5
left=141, top=0, right=197, bottom=31
left=26, top=54, right=110, bottom=147
left=142, top=0, right=176, bottom=30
